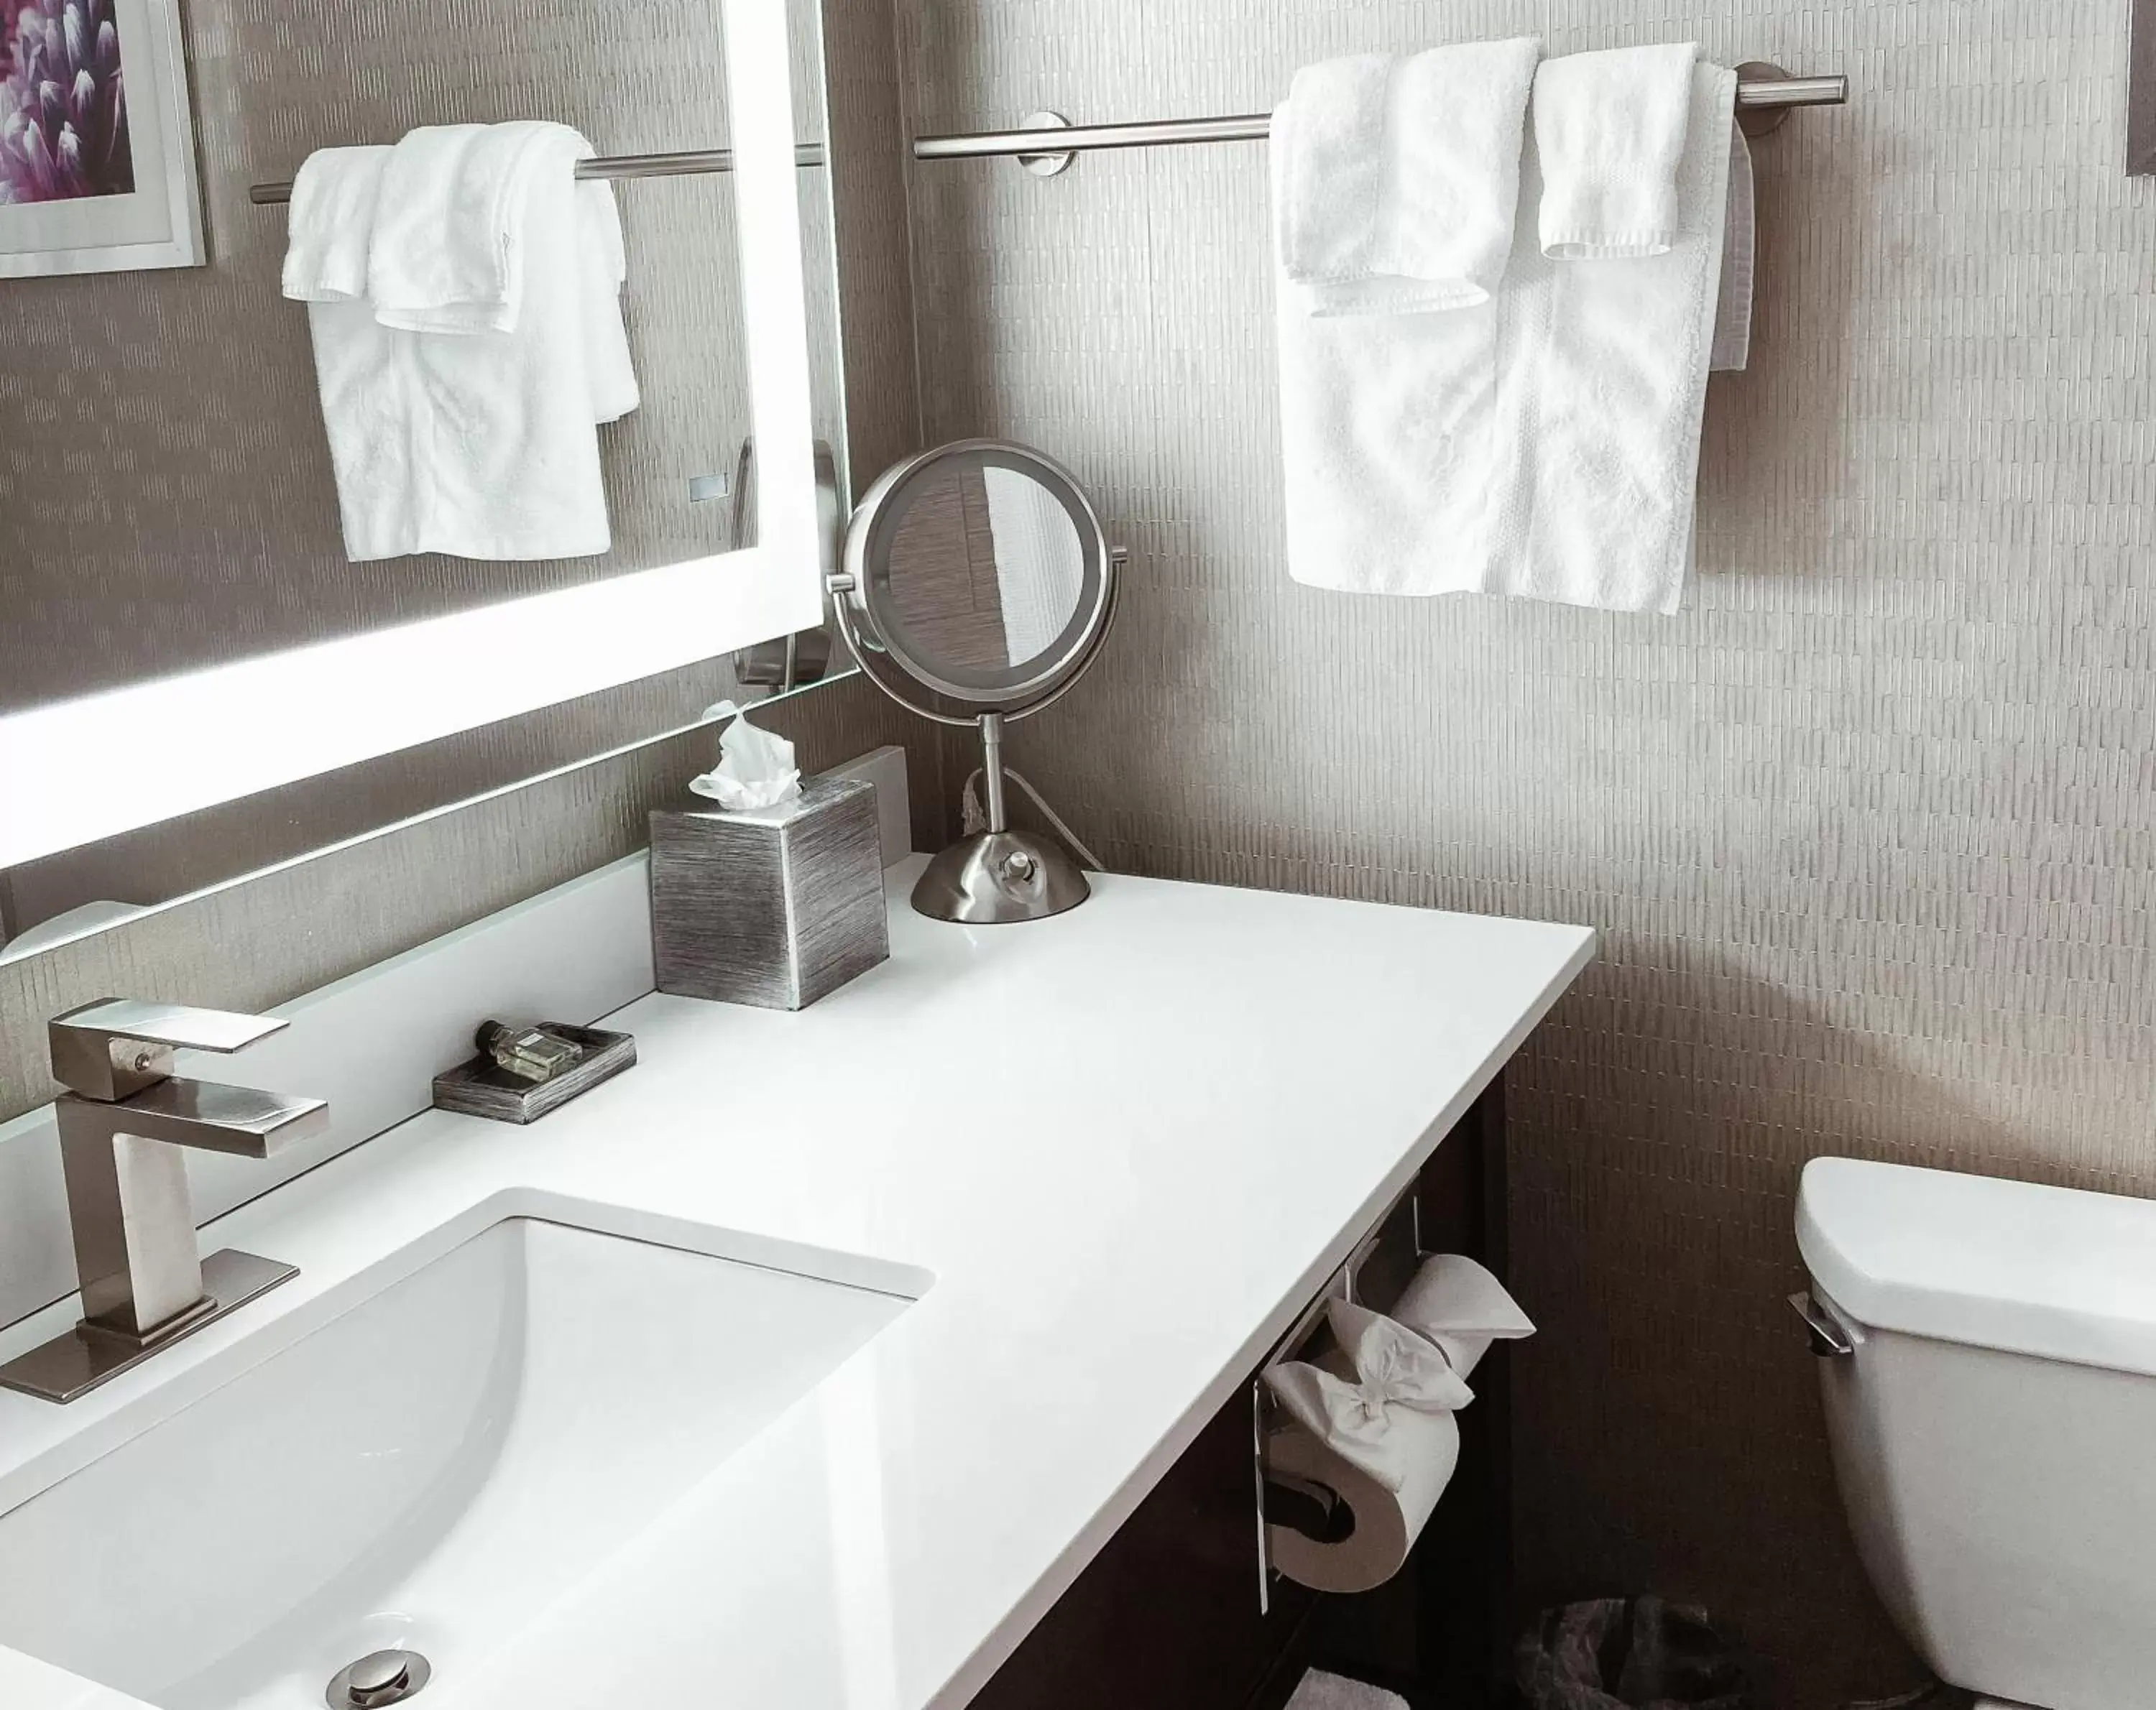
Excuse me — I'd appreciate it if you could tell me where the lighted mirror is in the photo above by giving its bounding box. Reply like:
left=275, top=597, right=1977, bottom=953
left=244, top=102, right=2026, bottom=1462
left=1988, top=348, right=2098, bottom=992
left=0, top=0, right=870, bottom=961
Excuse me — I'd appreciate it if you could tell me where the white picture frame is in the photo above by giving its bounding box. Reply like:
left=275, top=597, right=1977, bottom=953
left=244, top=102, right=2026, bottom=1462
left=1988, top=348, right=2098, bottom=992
left=0, top=0, right=822, bottom=869
left=0, top=0, right=207, bottom=277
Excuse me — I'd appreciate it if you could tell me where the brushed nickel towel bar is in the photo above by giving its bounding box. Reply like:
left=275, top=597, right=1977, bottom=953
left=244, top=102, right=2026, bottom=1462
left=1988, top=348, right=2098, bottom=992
left=248, top=142, right=826, bottom=206
left=913, top=63, right=1849, bottom=175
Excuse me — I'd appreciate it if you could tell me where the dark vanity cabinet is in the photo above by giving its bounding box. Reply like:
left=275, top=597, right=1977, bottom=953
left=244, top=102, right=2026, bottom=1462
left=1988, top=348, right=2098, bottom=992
left=967, top=1077, right=1512, bottom=1710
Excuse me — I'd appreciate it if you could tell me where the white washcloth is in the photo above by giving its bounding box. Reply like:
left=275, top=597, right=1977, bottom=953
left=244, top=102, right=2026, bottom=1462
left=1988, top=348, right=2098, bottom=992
left=1274, top=39, right=1540, bottom=315
left=369, top=123, right=572, bottom=333
left=1534, top=42, right=1698, bottom=258
left=287, top=122, right=640, bottom=563
left=1710, top=121, right=1754, bottom=370
left=280, top=144, right=390, bottom=303
left=1279, top=59, right=1736, bottom=610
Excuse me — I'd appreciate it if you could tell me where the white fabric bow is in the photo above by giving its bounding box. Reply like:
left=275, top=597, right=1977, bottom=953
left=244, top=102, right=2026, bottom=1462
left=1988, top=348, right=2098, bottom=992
left=1263, top=1298, right=1475, bottom=1492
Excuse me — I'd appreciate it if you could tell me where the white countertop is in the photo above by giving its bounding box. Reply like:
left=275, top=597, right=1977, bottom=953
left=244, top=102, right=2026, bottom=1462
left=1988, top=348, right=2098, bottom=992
left=0, top=862, right=1592, bottom=1710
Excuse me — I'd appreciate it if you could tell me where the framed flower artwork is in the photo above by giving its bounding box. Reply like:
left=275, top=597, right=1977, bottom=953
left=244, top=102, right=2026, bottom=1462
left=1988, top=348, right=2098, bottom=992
left=1, top=0, right=205, bottom=277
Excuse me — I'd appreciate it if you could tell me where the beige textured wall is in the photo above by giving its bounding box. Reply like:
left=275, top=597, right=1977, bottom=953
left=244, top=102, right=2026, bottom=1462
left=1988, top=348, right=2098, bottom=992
left=895, top=1, right=2156, bottom=1701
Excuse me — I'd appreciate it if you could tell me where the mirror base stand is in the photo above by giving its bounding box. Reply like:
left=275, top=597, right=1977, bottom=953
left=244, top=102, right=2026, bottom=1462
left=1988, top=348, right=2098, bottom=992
left=911, top=830, right=1089, bottom=925
left=912, top=712, right=1089, bottom=925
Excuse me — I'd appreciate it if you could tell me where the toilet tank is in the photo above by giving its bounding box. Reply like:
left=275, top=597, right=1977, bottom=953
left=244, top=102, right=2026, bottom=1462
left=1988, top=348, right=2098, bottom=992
left=1797, top=1159, right=2156, bottom=1710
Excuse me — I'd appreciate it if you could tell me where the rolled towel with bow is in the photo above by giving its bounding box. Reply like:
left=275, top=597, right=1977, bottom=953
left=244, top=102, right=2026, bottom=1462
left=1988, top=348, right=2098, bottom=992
left=1262, top=1262, right=1534, bottom=1591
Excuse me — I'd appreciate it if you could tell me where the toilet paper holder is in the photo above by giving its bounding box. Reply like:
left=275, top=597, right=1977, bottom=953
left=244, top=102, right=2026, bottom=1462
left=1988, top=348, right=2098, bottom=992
left=1250, top=1172, right=1432, bottom=1613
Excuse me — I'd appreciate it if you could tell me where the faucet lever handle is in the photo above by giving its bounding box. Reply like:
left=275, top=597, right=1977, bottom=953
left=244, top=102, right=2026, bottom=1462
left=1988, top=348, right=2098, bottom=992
left=50, top=999, right=291, bottom=1102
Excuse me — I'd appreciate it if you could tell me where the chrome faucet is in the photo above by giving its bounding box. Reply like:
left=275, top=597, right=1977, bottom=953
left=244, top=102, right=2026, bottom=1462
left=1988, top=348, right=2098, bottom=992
left=0, top=999, right=329, bottom=1404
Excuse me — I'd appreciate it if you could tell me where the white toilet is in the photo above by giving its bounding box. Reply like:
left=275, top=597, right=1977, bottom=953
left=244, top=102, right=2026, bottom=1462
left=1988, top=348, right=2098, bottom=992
left=1796, top=1157, right=2156, bottom=1710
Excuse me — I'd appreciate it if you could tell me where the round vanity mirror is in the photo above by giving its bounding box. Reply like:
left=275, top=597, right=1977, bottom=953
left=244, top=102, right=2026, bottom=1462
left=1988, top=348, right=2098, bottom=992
left=831, top=440, right=1122, bottom=925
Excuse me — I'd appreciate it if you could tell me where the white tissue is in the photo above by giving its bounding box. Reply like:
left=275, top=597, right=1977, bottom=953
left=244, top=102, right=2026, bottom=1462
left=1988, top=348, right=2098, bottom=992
left=688, top=701, right=802, bottom=813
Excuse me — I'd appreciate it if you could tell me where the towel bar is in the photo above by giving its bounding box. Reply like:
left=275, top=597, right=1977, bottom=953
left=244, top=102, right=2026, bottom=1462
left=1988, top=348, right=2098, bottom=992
left=913, top=62, right=1849, bottom=175
left=247, top=142, right=825, bottom=206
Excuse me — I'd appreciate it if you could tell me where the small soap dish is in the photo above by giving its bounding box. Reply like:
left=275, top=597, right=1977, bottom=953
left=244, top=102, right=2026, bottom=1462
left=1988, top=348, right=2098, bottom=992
left=431, top=1025, right=637, bottom=1124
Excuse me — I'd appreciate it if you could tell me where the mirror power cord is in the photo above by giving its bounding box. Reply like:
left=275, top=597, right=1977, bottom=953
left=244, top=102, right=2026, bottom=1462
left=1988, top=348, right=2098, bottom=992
left=960, top=768, right=1106, bottom=872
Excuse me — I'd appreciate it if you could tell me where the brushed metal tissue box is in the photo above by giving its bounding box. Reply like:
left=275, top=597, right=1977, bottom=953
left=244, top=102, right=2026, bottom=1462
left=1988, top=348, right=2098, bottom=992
left=650, top=775, right=889, bottom=1009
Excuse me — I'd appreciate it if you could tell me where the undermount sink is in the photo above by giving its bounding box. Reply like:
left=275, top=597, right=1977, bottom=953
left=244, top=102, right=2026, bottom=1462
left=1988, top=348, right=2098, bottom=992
left=0, top=1206, right=921, bottom=1710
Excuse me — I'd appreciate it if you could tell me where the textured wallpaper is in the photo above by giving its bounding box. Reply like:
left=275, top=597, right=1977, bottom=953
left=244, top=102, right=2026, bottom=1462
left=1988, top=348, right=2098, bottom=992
left=894, top=0, right=2156, bottom=1701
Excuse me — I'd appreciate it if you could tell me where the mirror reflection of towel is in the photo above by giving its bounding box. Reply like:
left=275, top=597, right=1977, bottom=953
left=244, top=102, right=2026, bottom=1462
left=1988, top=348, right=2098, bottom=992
left=283, top=122, right=639, bottom=564
left=982, top=465, right=1083, bottom=665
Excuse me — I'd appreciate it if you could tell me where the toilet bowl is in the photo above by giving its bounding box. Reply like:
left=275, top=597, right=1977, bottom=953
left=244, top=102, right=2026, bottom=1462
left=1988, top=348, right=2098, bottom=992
left=1797, top=1158, right=2156, bottom=1710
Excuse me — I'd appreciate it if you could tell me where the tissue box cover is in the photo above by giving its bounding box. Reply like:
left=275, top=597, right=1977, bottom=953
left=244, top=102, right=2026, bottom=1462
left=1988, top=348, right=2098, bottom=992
left=650, top=775, right=888, bottom=1010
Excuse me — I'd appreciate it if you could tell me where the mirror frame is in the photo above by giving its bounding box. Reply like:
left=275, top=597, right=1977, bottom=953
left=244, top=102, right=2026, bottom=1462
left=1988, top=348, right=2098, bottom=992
left=835, top=438, right=1115, bottom=720
left=0, top=0, right=821, bottom=872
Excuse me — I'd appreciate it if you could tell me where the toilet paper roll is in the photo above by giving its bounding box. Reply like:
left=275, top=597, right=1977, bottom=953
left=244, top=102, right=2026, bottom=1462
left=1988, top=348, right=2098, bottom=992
left=1265, top=1406, right=1460, bottom=1594
left=1389, top=1253, right=1534, bottom=1382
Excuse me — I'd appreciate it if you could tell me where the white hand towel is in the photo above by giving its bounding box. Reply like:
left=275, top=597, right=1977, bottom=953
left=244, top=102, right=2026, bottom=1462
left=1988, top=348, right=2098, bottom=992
left=1534, top=42, right=1698, bottom=259
left=1710, top=122, right=1754, bottom=371
left=1275, top=39, right=1540, bottom=315
left=280, top=145, right=390, bottom=303
left=287, top=121, right=640, bottom=564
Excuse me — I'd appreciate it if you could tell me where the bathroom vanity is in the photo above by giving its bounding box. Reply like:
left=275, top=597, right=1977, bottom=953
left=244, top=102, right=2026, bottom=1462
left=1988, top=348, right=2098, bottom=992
left=0, top=861, right=1591, bottom=1710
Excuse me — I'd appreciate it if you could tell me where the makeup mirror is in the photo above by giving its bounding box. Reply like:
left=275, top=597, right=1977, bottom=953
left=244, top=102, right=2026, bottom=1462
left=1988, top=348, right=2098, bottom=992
left=832, top=439, right=1121, bottom=925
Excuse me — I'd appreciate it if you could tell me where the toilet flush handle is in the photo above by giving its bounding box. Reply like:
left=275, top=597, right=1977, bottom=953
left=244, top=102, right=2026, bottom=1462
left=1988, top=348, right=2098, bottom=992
left=1788, top=1290, right=1856, bottom=1358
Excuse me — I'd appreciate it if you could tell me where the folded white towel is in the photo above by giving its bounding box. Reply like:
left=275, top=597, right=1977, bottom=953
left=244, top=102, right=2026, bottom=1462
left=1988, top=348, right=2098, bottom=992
left=1279, top=58, right=1736, bottom=611
left=1534, top=42, right=1698, bottom=258
left=1483, top=60, right=1737, bottom=612
left=1273, top=41, right=1537, bottom=596
left=368, top=122, right=575, bottom=333
left=281, top=144, right=390, bottom=304
left=286, top=122, right=640, bottom=563
left=1275, top=39, right=1540, bottom=315
left=1710, top=122, right=1755, bottom=371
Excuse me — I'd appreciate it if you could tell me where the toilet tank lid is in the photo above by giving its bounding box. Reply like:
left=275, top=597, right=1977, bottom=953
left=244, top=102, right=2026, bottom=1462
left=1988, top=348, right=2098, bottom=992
left=1798, top=1158, right=2156, bottom=1377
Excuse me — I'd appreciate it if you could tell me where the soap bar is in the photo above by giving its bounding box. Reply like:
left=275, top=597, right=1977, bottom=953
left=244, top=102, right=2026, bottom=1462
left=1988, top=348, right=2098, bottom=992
left=649, top=775, right=888, bottom=1010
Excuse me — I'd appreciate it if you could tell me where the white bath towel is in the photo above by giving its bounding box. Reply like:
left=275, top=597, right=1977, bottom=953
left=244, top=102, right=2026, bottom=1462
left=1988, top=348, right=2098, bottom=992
left=1274, top=40, right=1540, bottom=315
left=1485, top=57, right=1736, bottom=611
left=286, top=121, right=640, bottom=564
left=1710, top=122, right=1755, bottom=371
left=1278, top=57, right=1735, bottom=610
left=1533, top=42, right=1698, bottom=258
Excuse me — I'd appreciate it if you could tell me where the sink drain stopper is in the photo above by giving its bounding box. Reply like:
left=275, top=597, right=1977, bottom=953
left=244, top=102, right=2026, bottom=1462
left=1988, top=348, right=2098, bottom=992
left=326, top=1648, right=431, bottom=1710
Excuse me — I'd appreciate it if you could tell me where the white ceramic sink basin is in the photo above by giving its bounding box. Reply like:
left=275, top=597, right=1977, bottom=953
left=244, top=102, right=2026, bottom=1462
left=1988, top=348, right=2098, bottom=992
left=0, top=1206, right=920, bottom=1710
